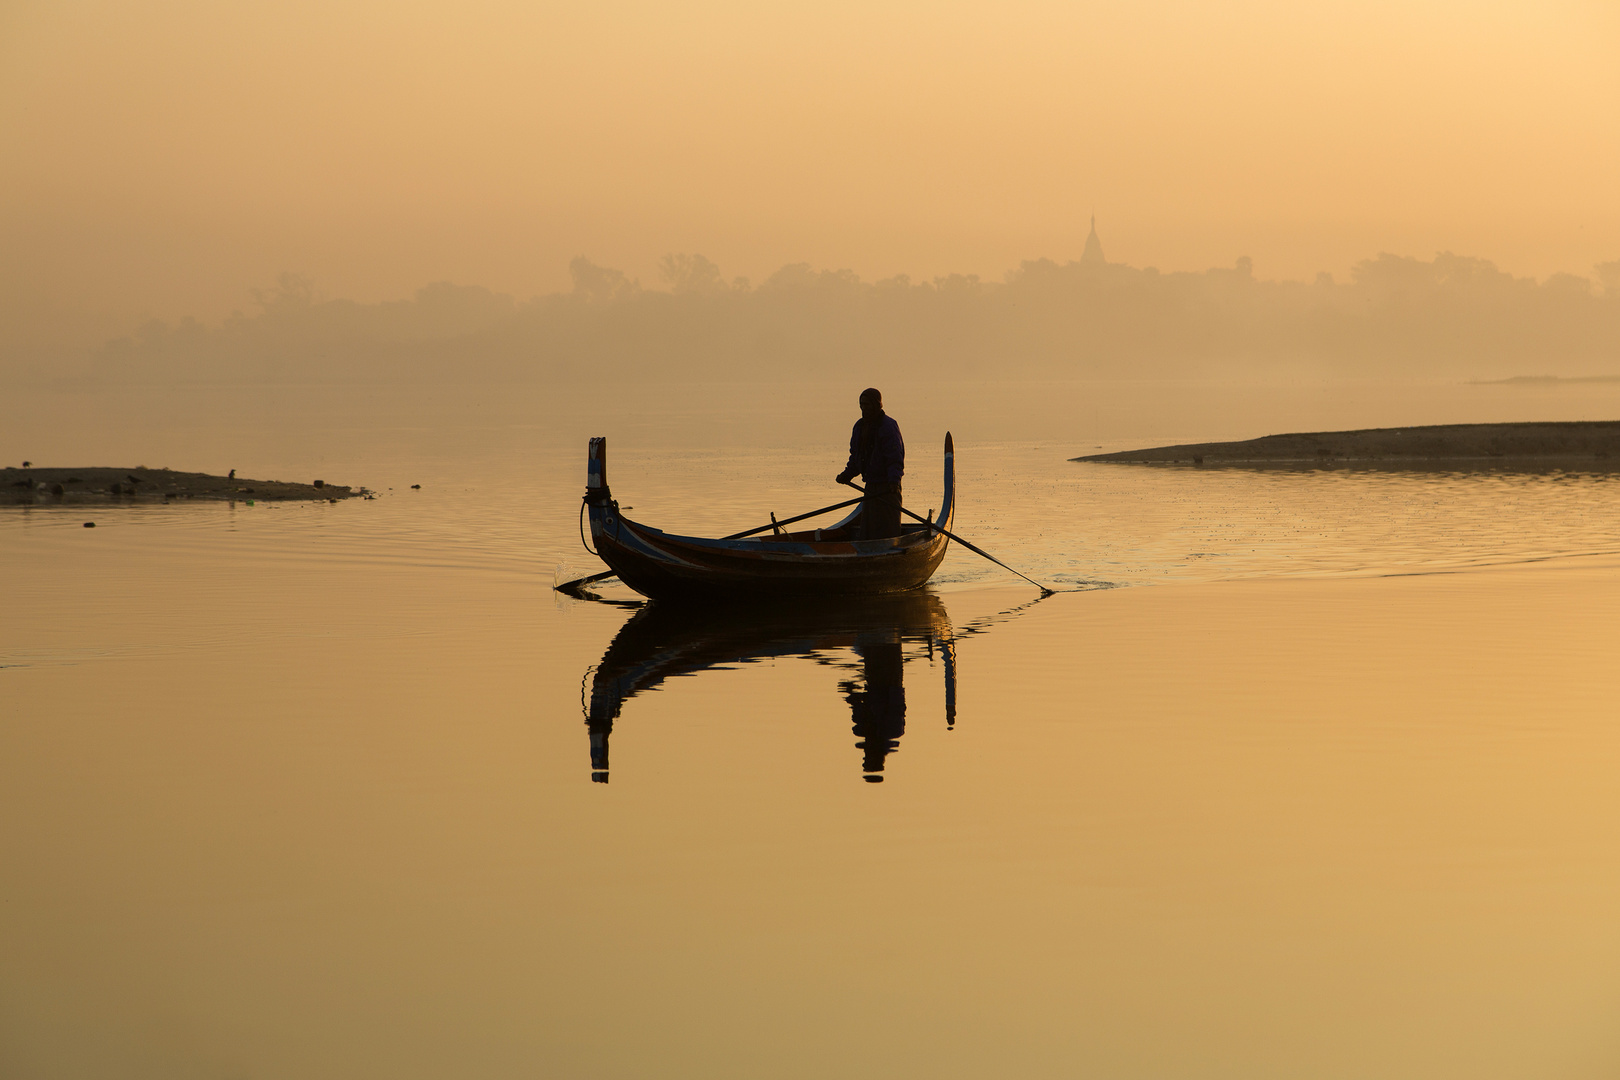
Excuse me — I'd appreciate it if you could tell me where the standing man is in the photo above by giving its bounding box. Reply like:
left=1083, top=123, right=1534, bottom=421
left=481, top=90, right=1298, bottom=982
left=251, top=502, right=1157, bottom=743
left=836, top=387, right=905, bottom=541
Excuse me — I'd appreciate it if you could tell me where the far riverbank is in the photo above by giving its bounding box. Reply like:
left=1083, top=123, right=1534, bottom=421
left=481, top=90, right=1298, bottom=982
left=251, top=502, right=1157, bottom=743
left=1075, top=420, right=1620, bottom=465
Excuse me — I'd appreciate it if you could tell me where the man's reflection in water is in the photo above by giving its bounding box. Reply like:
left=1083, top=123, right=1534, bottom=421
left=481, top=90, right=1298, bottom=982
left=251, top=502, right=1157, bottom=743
left=843, top=633, right=907, bottom=782
left=574, top=588, right=1017, bottom=784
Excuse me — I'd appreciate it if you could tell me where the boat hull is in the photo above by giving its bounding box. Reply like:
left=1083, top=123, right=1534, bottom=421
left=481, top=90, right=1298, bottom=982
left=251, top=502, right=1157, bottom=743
left=591, top=515, right=951, bottom=601
left=582, top=434, right=956, bottom=602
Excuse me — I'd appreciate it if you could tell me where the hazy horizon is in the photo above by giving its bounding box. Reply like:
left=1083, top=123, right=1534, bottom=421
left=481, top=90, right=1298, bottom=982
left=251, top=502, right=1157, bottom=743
left=9, top=238, right=1607, bottom=390
left=4, top=0, right=1618, bottom=370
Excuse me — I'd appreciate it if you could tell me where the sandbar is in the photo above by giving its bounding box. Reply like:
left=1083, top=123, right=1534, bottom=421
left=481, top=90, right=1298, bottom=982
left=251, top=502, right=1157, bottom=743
left=2, top=466, right=362, bottom=505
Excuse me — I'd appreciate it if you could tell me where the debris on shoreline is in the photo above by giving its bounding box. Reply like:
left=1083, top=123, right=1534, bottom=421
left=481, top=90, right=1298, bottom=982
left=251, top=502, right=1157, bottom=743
left=1075, top=421, right=1620, bottom=466
left=2, top=466, right=364, bottom=505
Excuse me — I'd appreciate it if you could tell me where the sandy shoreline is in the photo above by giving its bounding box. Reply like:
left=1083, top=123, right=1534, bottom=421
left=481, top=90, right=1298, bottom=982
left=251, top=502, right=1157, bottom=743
left=1075, top=420, right=1620, bottom=465
left=2, top=466, right=362, bottom=505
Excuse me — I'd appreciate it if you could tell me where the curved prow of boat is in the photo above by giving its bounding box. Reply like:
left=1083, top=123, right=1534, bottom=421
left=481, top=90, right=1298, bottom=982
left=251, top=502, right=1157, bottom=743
left=586, top=436, right=610, bottom=503
left=579, top=432, right=956, bottom=602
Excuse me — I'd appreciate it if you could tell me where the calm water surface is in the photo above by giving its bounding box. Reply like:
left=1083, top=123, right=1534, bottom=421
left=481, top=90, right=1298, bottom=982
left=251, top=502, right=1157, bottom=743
left=5, top=381, right=1620, bottom=1077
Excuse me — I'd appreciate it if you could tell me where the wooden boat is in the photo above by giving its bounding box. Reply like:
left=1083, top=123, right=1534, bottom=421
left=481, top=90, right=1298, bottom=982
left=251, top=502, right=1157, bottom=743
left=581, top=433, right=955, bottom=601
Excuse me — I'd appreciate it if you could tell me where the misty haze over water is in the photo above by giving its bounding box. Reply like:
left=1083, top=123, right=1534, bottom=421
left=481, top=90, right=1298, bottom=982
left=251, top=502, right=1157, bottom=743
left=12, top=231, right=1620, bottom=389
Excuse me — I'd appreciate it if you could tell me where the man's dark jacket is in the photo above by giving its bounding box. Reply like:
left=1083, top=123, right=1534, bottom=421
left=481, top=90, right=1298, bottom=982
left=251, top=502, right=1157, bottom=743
left=843, top=413, right=905, bottom=484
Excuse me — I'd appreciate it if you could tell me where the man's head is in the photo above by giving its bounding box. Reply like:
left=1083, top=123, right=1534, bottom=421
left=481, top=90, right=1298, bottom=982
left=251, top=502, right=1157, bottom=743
left=859, top=388, right=883, bottom=416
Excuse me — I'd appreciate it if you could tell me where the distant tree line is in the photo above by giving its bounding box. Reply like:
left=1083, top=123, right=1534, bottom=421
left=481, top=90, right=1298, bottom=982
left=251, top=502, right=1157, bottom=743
left=82, top=250, right=1620, bottom=385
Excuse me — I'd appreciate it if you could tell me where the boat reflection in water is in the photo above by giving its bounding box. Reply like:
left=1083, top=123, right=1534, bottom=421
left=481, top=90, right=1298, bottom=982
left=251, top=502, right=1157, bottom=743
left=583, top=591, right=959, bottom=784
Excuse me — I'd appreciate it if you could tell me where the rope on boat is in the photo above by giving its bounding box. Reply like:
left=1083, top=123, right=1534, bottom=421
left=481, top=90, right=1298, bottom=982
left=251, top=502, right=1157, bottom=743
left=559, top=495, right=620, bottom=596
left=579, top=497, right=599, bottom=556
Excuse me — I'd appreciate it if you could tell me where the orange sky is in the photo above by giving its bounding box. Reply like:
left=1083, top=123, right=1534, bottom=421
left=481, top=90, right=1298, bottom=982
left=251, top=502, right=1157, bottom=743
left=3, top=0, right=1618, bottom=341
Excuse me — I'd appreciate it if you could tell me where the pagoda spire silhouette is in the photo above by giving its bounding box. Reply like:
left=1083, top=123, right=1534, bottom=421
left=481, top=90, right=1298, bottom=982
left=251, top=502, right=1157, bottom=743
left=1080, top=214, right=1106, bottom=266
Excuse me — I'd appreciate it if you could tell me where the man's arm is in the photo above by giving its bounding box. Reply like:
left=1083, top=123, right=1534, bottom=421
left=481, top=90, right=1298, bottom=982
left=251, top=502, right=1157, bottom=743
left=836, top=419, right=864, bottom=484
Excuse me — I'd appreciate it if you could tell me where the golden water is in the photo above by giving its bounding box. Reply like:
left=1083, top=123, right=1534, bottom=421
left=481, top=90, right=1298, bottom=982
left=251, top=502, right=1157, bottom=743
left=5, top=379, right=1620, bottom=1077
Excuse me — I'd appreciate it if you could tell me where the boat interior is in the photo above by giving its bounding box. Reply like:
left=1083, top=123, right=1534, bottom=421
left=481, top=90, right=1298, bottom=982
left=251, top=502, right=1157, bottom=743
left=755, top=514, right=937, bottom=545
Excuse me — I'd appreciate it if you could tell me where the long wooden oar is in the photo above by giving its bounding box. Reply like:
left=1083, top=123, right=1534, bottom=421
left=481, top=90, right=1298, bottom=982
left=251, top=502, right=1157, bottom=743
left=843, top=480, right=1054, bottom=595
left=555, top=568, right=617, bottom=594
left=721, top=495, right=864, bottom=540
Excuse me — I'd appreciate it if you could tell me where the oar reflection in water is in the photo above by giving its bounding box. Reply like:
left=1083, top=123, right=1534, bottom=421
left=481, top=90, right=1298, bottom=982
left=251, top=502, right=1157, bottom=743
left=582, top=593, right=958, bottom=784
